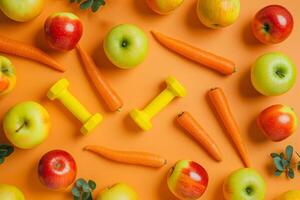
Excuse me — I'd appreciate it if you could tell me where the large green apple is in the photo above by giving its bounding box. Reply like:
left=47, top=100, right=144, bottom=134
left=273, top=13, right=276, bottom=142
left=96, top=183, right=138, bottom=200
left=0, top=0, right=44, bottom=22
left=223, top=168, right=266, bottom=200
left=0, top=184, right=25, bottom=200
left=103, top=24, right=148, bottom=69
left=251, top=52, right=297, bottom=96
left=3, top=101, right=50, bottom=149
left=197, top=0, right=240, bottom=28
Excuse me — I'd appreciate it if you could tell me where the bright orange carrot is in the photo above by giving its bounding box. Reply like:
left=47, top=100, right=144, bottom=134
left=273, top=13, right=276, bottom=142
left=76, top=45, right=123, bottom=112
left=208, top=88, right=251, bottom=167
left=84, top=145, right=167, bottom=168
left=176, top=111, right=222, bottom=162
left=0, top=35, right=65, bottom=72
left=151, top=31, right=236, bottom=75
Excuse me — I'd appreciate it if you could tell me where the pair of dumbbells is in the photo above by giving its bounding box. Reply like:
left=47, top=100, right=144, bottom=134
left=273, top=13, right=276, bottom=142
left=47, top=76, right=186, bottom=134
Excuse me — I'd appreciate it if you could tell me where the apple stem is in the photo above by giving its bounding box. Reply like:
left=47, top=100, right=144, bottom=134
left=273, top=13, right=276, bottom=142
left=15, top=121, right=27, bottom=133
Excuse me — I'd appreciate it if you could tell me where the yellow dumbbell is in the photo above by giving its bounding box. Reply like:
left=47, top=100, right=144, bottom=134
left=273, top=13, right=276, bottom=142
left=130, top=76, right=186, bottom=131
left=47, top=79, right=102, bottom=135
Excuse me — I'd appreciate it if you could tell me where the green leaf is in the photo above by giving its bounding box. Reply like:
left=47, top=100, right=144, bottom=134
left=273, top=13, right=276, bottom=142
left=286, top=145, right=293, bottom=161
left=82, top=192, right=91, bottom=200
left=287, top=168, right=295, bottom=179
left=274, top=170, right=283, bottom=177
left=273, top=157, right=284, bottom=171
left=80, top=0, right=94, bottom=10
left=72, top=187, right=80, bottom=197
left=0, top=149, right=8, bottom=157
left=282, top=159, right=288, bottom=168
left=271, top=153, right=280, bottom=158
left=297, top=161, right=300, bottom=172
left=91, top=0, right=105, bottom=12
left=280, top=152, right=284, bottom=159
left=82, top=182, right=90, bottom=193
left=76, top=178, right=87, bottom=188
left=88, top=180, right=96, bottom=190
left=73, top=196, right=80, bottom=200
left=0, top=157, right=4, bottom=164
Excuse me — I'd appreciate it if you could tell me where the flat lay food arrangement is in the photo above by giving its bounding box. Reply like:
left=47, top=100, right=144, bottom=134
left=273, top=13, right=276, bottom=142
left=0, top=0, right=299, bottom=199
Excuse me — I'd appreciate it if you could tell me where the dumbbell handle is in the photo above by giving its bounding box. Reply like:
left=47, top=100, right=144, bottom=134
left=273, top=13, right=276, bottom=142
left=143, top=89, right=175, bottom=119
left=58, top=90, right=91, bottom=123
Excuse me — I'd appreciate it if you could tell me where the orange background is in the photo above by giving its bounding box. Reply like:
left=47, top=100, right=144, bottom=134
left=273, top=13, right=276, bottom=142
left=0, top=0, right=299, bottom=199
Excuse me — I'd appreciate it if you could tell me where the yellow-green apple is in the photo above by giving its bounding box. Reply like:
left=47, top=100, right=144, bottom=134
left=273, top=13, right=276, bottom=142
left=257, top=104, right=298, bottom=142
left=277, top=190, right=300, bottom=200
left=38, top=150, right=77, bottom=190
left=0, top=184, right=25, bottom=200
left=167, top=160, right=208, bottom=200
left=223, top=168, right=266, bottom=200
left=3, top=101, right=50, bottom=149
left=252, top=5, right=294, bottom=44
left=103, top=24, right=148, bottom=69
left=96, top=183, right=138, bottom=200
left=0, top=0, right=44, bottom=22
left=251, top=52, right=297, bottom=96
left=146, top=0, right=184, bottom=15
left=44, top=12, right=83, bottom=51
left=197, top=0, right=240, bottom=28
left=0, top=56, right=16, bottom=96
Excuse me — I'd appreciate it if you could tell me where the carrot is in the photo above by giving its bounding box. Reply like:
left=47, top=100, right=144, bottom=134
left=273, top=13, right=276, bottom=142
left=0, top=35, right=65, bottom=72
left=84, top=145, right=167, bottom=168
left=176, top=111, right=222, bottom=162
left=151, top=31, right=236, bottom=75
left=208, top=88, right=250, bottom=167
left=76, top=45, right=123, bottom=112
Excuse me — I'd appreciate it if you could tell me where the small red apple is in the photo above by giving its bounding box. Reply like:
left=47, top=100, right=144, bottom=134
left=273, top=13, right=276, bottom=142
left=44, top=12, right=83, bottom=51
left=252, top=5, right=293, bottom=44
left=38, top=150, right=77, bottom=190
left=167, top=160, right=208, bottom=200
left=257, top=104, right=298, bottom=142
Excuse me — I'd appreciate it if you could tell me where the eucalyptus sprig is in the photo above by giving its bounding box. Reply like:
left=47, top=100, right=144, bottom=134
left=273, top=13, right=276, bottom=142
left=70, top=0, right=106, bottom=13
left=0, top=144, right=14, bottom=164
left=72, top=178, right=97, bottom=200
left=271, top=145, right=300, bottom=179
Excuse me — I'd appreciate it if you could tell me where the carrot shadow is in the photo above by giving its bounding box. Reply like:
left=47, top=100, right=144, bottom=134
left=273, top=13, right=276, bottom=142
left=157, top=171, right=178, bottom=200
left=238, top=66, right=261, bottom=98
left=247, top=117, right=267, bottom=144
left=211, top=178, right=225, bottom=200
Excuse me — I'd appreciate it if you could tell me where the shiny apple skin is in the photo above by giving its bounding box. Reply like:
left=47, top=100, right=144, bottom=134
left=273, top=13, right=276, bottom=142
left=167, top=160, right=208, bottom=200
left=257, top=104, right=298, bottom=142
left=252, top=5, right=293, bottom=44
left=44, top=12, right=83, bottom=51
left=38, top=150, right=77, bottom=190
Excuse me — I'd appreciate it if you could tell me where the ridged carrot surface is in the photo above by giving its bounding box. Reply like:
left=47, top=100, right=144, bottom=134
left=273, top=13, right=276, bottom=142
left=152, top=31, right=236, bottom=75
left=177, top=111, right=222, bottom=162
left=0, top=35, right=65, bottom=72
left=208, top=88, right=251, bottom=167
left=76, top=45, right=123, bottom=112
left=84, top=145, right=167, bottom=168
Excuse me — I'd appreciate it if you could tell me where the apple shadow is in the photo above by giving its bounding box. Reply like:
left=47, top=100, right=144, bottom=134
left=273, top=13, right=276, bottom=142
left=211, top=178, right=225, bottom=200
left=241, top=20, right=262, bottom=46
left=247, top=117, right=268, bottom=144
left=185, top=1, right=209, bottom=30
left=132, top=0, right=159, bottom=17
left=238, top=66, right=262, bottom=98
left=0, top=123, right=10, bottom=144
left=0, top=10, right=16, bottom=25
left=157, top=172, right=178, bottom=200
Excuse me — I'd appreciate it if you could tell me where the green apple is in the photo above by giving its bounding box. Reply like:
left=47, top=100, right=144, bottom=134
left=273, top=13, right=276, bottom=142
left=277, top=190, right=300, bottom=200
left=251, top=52, right=297, bottom=96
left=223, top=168, right=266, bottom=200
left=0, top=56, right=16, bottom=96
left=0, top=184, right=25, bottom=200
left=96, top=183, right=138, bottom=200
left=197, top=0, right=240, bottom=28
left=103, top=24, right=148, bottom=69
left=0, top=0, right=44, bottom=22
left=3, top=101, right=50, bottom=149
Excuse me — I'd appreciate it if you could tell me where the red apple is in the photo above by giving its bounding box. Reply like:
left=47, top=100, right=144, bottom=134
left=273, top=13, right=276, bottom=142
left=257, top=104, right=298, bottom=142
left=167, top=160, right=208, bottom=200
left=252, top=5, right=293, bottom=44
left=38, top=150, right=77, bottom=190
left=44, top=12, right=83, bottom=51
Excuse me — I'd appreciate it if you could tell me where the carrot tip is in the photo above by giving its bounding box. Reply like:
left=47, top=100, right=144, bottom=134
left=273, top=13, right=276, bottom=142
left=116, top=107, right=122, bottom=112
left=163, top=159, right=167, bottom=165
left=177, top=111, right=185, bottom=118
